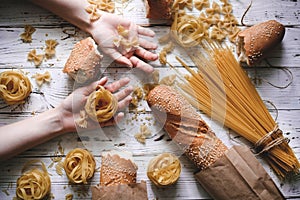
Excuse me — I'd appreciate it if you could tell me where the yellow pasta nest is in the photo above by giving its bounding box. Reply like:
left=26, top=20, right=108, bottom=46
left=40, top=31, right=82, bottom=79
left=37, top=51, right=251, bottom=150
left=85, top=85, right=118, bottom=123
left=16, top=161, right=51, bottom=200
left=147, top=153, right=181, bottom=187
left=63, top=148, right=96, bottom=184
left=0, top=70, right=32, bottom=105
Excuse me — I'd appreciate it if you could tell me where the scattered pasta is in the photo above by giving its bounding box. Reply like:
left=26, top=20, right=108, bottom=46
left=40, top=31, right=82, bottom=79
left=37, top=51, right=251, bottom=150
left=85, top=85, right=118, bottom=123
left=113, top=25, right=139, bottom=54
left=134, top=124, right=152, bottom=144
left=16, top=161, right=51, bottom=200
left=63, top=148, right=96, bottom=184
left=45, top=39, right=58, bottom=59
left=32, top=71, right=51, bottom=86
left=0, top=70, right=32, bottom=105
left=27, top=49, right=44, bottom=67
left=147, top=153, right=181, bottom=187
left=85, top=0, right=115, bottom=21
left=20, top=25, right=36, bottom=43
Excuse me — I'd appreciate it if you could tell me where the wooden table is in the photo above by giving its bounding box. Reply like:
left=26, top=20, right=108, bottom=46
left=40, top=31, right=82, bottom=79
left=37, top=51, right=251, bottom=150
left=0, top=0, right=299, bottom=199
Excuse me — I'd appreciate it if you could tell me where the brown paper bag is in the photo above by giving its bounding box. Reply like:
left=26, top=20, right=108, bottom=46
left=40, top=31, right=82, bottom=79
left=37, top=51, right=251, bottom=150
left=195, top=145, right=284, bottom=200
left=92, top=181, right=148, bottom=200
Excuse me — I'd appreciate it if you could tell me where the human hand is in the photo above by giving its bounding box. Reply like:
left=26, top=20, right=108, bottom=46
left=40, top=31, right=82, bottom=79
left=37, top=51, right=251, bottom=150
left=58, top=77, right=133, bottom=132
left=89, top=12, right=158, bottom=73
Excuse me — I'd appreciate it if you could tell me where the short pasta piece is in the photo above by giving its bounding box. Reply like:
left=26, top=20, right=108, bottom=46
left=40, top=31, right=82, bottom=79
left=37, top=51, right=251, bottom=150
left=0, top=70, right=32, bottom=105
left=32, top=71, right=51, bottom=86
left=63, top=148, right=96, bottom=184
left=45, top=39, right=58, bottom=59
left=20, top=25, right=36, bottom=43
left=27, top=49, right=44, bottom=66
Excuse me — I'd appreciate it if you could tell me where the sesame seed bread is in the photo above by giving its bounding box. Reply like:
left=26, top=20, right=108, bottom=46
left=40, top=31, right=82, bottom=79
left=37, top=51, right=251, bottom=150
left=147, top=85, right=228, bottom=170
left=145, top=0, right=173, bottom=19
left=100, top=151, right=138, bottom=186
left=63, top=37, right=103, bottom=83
left=237, top=20, right=285, bottom=66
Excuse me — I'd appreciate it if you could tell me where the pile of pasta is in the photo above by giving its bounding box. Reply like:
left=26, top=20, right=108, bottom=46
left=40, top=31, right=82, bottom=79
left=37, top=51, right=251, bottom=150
left=0, top=70, right=32, bottom=105
left=85, top=85, right=118, bottom=123
left=147, top=153, right=181, bottom=187
left=16, top=161, right=51, bottom=200
left=63, top=148, right=96, bottom=184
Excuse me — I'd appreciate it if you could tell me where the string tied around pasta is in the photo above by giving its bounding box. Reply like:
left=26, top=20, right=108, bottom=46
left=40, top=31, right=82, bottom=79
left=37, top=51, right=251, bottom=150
left=254, top=124, right=290, bottom=156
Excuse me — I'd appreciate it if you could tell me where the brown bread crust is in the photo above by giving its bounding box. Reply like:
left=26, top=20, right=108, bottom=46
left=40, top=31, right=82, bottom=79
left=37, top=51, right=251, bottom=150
left=147, top=85, right=228, bottom=170
left=100, top=153, right=138, bottom=186
left=237, top=20, right=285, bottom=66
left=145, top=0, right=173, bottom=19
left=63, top=37, right=103, bottom=83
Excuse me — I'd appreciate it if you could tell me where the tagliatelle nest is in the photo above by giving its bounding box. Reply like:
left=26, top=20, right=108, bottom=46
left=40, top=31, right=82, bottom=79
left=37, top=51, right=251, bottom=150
left=16, top=161, right=51, bottom=200
left=63, top=148, right=96, bottom=184
left=85, top=85, right=118, bottom=123
left=147, top=153, right=181, bottom=187
left=0, top=70, right=32, bottom=105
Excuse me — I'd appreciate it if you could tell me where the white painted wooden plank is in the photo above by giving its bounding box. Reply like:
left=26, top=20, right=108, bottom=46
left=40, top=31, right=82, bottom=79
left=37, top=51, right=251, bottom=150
left=0, top=26, right=300, bottom=68
left=0, top=0, right=299, bottom=27
left=0, top=0, right=300, bottom=199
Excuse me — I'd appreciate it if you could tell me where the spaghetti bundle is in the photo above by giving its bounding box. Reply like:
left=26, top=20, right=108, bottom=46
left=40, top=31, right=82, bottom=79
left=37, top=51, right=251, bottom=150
left=63, top=148, right=96, bottom=184
left=0, top=70, right=32, bottom=105
left=16, top=161, right=51, bottom=200
left=176, top=40, right=299, bottom=178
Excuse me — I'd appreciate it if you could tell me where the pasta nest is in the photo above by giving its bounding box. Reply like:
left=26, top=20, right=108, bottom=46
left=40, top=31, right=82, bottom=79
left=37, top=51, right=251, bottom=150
left=16, top=162, right=51, bottom=200
left=63, top=148, right=96, bottom=184
left=85, top=85, right=118, bottom=123
left=171, top=13, right=206, bottom=48
left=147, top=153, right=181, bottom=187
left=0, top=70, right=32, bottom=105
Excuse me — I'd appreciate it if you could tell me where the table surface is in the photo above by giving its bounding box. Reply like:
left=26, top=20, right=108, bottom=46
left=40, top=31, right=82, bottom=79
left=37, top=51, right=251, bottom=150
left=0, top=0, right=300, bottom=199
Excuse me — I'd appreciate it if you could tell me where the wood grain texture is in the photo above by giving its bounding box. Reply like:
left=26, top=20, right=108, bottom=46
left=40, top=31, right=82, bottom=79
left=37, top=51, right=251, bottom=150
left=0, top=0, right=300, bottom=199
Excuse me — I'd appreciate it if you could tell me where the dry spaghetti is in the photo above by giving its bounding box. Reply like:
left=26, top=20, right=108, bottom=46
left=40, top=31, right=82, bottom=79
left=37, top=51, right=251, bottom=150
left=85, top=85, right=118, bottom=123
left=16, top=161, right=51, bottom=200
left=175, top=40, right=300, bottom=178
left=147, top=153, right=181, bottom=187
left=0, top=70, right=32, bottom=105
left=63, top=148, right=96, bottom=184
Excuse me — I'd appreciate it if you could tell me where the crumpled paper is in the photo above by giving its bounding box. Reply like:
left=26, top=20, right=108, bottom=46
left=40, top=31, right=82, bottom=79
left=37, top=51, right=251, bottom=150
left=195, top=145, right=284, bottom=200
left=92, top=181, right=147, bottom=200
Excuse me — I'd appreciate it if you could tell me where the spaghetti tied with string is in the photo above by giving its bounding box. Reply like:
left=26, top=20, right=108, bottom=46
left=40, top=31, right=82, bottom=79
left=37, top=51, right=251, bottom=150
left=173, top=40, right=300, bottom=178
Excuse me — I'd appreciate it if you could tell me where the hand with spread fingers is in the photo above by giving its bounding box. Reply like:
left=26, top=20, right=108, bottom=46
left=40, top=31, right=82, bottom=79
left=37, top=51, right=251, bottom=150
left=90, top=12, right=158, bottom=73
left=31, top=0, right=158, bottom=73
left=60, top=76, right=133, bottom=131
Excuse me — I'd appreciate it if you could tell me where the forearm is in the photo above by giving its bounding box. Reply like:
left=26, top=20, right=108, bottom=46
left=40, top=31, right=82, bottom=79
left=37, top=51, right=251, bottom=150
left=0, top=108, right=65, bottom=161
left=31, top=0, right=93, bottom=34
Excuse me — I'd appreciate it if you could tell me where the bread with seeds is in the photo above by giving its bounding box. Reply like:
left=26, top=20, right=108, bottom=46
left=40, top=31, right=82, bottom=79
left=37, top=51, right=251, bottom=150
left=237, top=20, right=285, bottom=66
left=63, top=37, right=103, bottom=83
left=100, top=151, right=138, bottom=186
left=145, top=0, right=173, bottom=19
left=147, top=85, right=228, bottom=170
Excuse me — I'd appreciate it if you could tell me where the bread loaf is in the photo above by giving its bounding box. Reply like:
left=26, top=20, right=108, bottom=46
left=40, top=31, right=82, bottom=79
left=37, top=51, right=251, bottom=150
left=63, top=37, right=102, bottom=83
left=145, top=0, right=173, bottom=19
left=237, top=20, right=285, bottom=66
left=100, top=151, right=138, bottom=186
left=147, top=85, right=228, bottom=170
